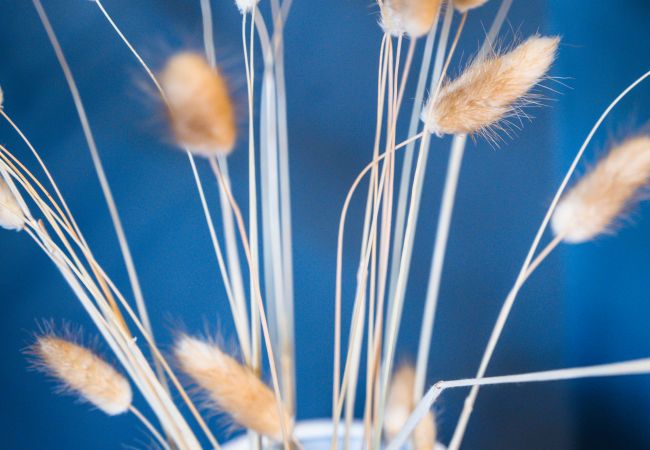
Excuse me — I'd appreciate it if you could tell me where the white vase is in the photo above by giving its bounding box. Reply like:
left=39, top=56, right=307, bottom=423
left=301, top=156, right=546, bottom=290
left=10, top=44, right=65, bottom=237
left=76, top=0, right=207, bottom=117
left=222, top=420, right=447, bottom=450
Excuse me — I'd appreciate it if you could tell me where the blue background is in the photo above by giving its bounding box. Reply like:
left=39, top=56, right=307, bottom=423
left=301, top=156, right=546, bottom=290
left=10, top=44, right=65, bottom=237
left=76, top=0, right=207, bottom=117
left=0, top=1, right=649, bottom=449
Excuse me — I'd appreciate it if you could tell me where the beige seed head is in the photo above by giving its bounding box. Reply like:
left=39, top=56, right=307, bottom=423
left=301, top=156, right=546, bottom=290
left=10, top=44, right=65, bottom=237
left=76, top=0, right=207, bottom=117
left=384, top=365, right=437, bottom=450
left=0, top=85, right=4, bottom=108
left=453, top=0, right=489, bottom=13
left=381, top=0, right=442, bottom=38
left=160, top=52, right=237, bottom=157
left=235, top=0, right=260, bottom=14
left=33, top=336, right=132, bottom=416
left=421, top=35, right=560, bottom=138
left=552, top=136, right=650, bottom=243
left=0, top=177, right=25, bottom=231
left=174, top=335, right=292, bottom=441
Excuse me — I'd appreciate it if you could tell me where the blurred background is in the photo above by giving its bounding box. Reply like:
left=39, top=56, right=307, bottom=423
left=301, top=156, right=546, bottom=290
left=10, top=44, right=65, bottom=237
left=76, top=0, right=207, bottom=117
left=0, top=0, right=649, bottom=449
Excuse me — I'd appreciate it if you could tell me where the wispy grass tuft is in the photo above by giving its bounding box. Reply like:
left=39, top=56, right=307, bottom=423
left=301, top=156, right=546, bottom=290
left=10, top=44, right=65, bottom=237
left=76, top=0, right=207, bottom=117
left=174, top=334, right=293, bottom=442
left=421, top=35, right=559, bottom=140
left=552, top=135, right=650, bottom=243
left=160, top=52, right=237, bottom=157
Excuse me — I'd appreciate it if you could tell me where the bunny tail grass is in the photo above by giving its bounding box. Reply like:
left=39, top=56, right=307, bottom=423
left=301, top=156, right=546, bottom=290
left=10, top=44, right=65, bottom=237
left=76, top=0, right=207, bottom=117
left=31, top=335, right=132, bottom=416
left=380, top=0, right=442, bottom=38
left=551, top=135, right=650, bottom=243
left=174, top=335, right=292, bottom=441
left=421, top=35, right=559, bottom=138
left=453, top=0, right=489, bottom=13
left=160, top=52, right=237, bottom=157
left=384, top=365, right=436, bottom=450
left=0, top=85, right=4, bottom=108
left=0, top=177, right=26, bottom=231
left=235, top=0, right=260, bottom=14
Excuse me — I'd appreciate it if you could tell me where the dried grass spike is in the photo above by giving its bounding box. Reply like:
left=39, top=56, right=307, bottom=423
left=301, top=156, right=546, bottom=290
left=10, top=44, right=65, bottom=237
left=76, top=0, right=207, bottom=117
left=0, top=85, right=4, bottom=108
left=0, top=177, right=25, bottom=231
left=160, top=52, right=237, bottom=157
left=32, top=335, right=132, bottom=415
left=551, top=136, right=650, bottom=243
left=413, top=410, right=437, bottom=450
left=453, top=0, right=489, bottom=13
left=421, top=35, right=560, bottom=137
left=381, top=0, right=441, bottom=38
left=174, top=335, right=292, bottom=441
left=235, top=0, right=259, bottom=14
left=384, top=364, right=437, bottom=449
left=384, top=365, right=416, bottom=440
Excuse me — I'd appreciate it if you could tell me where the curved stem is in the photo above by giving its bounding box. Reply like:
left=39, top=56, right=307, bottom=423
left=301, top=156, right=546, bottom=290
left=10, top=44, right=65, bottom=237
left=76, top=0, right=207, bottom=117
left=32, top=0, right=168, bottom=393
left=375, top=7, right=466, bottom=445
left=199, top=0, right=252, bottom=363
left=388, top=358, right=650, bottom=450
left=413, top=0, right=514, bottom=405
left=130, top=405, right=172, bottom=450
left=448, top=67, right=650, bottom=450
left=211, top=161, right=292, bottom=450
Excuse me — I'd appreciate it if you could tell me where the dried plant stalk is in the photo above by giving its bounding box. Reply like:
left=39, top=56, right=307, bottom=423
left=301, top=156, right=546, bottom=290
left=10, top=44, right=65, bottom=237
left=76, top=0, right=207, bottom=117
left=388, top=358, right=650, bottom=450
left=421, top=35, right=559, bottom=137
left=160, top=52, right=237, bottom=157
left=32, top=335, right=132, bottom=416
left=175, top=335, right=292, bottom=441
left=552, top=135, right=650, bottom=243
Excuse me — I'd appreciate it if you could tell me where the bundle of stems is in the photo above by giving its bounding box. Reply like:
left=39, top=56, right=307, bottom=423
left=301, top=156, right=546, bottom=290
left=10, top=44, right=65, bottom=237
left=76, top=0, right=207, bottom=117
left=2, top=0, right=297, bottom=448
left=2, top=0, right=650, bottom=449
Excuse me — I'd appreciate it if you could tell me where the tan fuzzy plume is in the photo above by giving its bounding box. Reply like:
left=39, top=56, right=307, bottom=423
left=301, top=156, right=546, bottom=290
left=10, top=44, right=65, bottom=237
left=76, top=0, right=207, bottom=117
left=453, top=0, right=489, bottom=13
left=381, top=0, right=441, bottom=38
left=0, top=85, right=4, bottom=108
left=32, top=335, right=132, bottom=415
left=552, top=136, right=650, bottom=243
left=421, top=35, right=559, bottom=138
left=0, top=177, right=25, bottom=231
left=384, top=365, right=437, bottom=450
left=235, top=0, right=259, bottom=14
left=160, top=52, right=237, bottom=157
left=174, top=335, right=292, bottom=441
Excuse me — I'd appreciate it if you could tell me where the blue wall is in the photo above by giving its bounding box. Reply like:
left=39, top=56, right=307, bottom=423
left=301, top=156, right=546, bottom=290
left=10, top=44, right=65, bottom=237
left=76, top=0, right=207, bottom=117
left=549, top=1, right=650, bottom=449
left=0, top=1, right=647, bottom=449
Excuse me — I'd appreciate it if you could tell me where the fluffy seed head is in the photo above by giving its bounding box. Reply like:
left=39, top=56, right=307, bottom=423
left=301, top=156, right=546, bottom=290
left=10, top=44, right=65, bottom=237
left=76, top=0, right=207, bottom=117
left=32, top=335, right=132, bottom=415
left=0, top=177, right=25, bottom=231
left=160, top=52, right=237, bottom=157
left=552, top=136, right=650, bottom=243
left=0, top=85, right=4, bottom=108
left=421, top=35, right=560, bottom=138
left=384, top=365, right=437, bottom=449
left=453, top=0, right=489, bottom=13
left=235, top=0, right=260, bottom=13
left=174, top=335, right=292, bottom=441
left=381, top=0, right=442, bottom=38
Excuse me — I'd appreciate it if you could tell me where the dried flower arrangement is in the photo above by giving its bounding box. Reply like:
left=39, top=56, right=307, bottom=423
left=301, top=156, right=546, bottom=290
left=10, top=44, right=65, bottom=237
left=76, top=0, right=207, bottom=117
left=1, top=0, right=650, bottom=449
